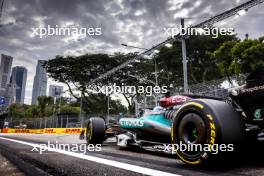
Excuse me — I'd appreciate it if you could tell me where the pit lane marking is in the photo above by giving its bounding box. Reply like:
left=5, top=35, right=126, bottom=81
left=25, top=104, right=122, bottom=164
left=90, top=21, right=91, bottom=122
left=0, top=137, right=182, bottom=176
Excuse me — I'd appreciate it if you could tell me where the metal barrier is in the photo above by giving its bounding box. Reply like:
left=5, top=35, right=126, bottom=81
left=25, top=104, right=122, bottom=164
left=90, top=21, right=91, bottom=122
left=1, top=128, right=83, bottom=134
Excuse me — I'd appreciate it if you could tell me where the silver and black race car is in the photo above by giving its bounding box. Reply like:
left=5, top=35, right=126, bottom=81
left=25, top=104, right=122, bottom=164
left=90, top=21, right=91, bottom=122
left=85, top=67, right=264, bottom=165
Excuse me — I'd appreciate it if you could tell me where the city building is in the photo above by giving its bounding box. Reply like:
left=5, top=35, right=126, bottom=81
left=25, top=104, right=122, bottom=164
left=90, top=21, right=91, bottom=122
left=10, top=66, right=28, bottom=104
left=0, top=54, right=13, bottom=96
left=4, top=82, right=16, bottom=106
left=31, top=60, right=47, bottom=104
left=49, top=85, right=63, bottom=97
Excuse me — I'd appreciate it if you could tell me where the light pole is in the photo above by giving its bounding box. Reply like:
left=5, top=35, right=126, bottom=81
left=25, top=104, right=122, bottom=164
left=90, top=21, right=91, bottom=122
left=122, top=43, right=159, bottom=106
left=181, top=18, right=188, bottom=93
left=121, top=44, right=159, bottom=86
left=127, top=74, right=157, bottom=111
left=154, top=56, right=158, bottom=106
left=80, top=94, right=84, bottom=128
left=107, top=95, right=110, bottom=124
left=122, top=21, right=189, bottom=95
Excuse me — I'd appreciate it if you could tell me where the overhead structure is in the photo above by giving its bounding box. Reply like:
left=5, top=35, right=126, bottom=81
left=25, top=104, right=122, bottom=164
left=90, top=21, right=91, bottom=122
left=88, top=0, right=264, bottom=85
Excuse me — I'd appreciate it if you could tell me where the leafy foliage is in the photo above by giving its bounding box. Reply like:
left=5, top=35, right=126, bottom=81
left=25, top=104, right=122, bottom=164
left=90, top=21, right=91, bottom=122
left=44, top=32, right=264, bottom=114
left=213, top=38, right=264, bottom=77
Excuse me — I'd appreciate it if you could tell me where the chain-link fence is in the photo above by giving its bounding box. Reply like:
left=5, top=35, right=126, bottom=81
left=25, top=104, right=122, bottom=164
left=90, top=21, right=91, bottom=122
left=4, top=116, right=59, bottom=129
left=4, top=114, right=79, bottom=129
left=2, top=114, right=122, bottom=129
left=173, top=73, right=248, bottom=99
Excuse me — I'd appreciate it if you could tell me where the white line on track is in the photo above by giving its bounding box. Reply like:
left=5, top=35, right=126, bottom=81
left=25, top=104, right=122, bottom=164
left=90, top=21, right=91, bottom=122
left=0, top=137, right=182, bottom=176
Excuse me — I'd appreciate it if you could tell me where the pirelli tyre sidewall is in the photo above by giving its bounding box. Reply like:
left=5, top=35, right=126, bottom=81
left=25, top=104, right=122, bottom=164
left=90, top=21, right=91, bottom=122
left=171, top=99, right=244, bottom=165
left=86, top=117, right=106, bottom=145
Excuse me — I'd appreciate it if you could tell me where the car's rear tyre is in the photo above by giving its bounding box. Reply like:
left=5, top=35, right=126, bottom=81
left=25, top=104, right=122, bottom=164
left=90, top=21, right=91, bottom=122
left=86, top=117, right=106, bottom=144
left=171, top=99, right=244, bottom=165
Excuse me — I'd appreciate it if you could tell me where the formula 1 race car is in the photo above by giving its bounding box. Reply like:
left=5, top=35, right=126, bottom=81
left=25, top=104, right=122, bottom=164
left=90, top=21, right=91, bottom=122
left=85, top=67, right=264, bottom=165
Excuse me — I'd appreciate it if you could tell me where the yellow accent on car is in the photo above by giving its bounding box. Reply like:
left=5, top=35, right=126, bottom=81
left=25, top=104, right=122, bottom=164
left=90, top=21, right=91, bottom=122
left=206, top=114, right=217, bottom=152
left=89, top=123, right=93, bottom=140
left=186, top=102, right=204, bottom=109
left=207, top=114, right=213, bottom=121
left=176, top=102, right=204, bottom=115
left=176, top=151, right=202, bottom=165
left=171, top=125, right=174, bottom=141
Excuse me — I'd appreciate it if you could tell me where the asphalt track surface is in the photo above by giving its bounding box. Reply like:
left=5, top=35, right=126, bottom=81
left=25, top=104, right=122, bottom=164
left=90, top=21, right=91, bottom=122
left=0, top=134, right=264, bottom=176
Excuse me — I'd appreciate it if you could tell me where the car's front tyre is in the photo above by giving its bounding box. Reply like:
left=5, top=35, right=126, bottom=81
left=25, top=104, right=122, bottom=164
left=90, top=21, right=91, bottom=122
left=86, top=117, right=106, bottom=144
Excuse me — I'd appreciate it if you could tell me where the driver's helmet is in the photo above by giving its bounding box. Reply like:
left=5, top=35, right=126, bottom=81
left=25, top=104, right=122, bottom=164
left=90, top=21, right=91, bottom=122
left=153, top=106, right=163, bottom=112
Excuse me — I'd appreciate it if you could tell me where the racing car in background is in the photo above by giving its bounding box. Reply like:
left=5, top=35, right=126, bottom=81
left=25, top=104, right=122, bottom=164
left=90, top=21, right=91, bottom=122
left=85, top=67, right=264, bottom=165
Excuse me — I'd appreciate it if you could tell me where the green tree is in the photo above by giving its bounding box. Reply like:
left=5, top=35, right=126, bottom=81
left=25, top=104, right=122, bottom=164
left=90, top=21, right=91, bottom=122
left=44, top=53, right=149, bottom=114
left=212, top=41, right=240, bottom=77
left=25, top=105, right=40, bottom=118
left=44, top=30, right=245, bottom=114
left=60, top=105, right=80, bottom=114
left=156, top=33, right=239, bottom=86
left=37, top=96, right=54, bottom=117
left=9, top=104, right=27, bottom=118
left=213, top=37, right=264, bottom=77
left=232, top=38, right=264, bottom=73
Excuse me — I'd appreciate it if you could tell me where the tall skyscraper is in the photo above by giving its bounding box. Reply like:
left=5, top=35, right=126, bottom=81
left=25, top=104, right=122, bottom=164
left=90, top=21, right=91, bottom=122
left=4, top=82, right=16, bottom=106
left=49, top=85, right=63, bottom=97
left=31, top=60, right=47, bottom=104
left=10, top=66, right=28, bottom=104
left=0, top=54, right=13, bottom=96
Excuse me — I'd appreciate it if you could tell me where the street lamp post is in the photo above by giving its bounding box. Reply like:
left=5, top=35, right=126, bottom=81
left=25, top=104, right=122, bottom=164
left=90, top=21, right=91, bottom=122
left=154, top=57, right=158, bottom=106
left=80, top=94, right=84, bottom=128
left=181, top=18, right=188, bottom=93
left=107, top=95, right=110, bottom=124
left=121, top=43, right=159, bottom=106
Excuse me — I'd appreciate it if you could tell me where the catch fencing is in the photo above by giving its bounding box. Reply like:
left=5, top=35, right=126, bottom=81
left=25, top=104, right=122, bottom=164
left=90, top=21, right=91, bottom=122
left=173, top=73, right=248, bottom=99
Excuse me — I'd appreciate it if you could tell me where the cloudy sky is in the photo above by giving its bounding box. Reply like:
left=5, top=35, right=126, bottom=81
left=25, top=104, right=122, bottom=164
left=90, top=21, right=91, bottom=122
left=0, top=0, right=263, bottom=104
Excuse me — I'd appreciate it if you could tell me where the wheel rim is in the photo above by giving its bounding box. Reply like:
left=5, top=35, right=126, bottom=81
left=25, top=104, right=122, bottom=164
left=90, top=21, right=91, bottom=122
left=182, top=122, right=199, bottom=143
left=177, top=113, right=206, bottom=158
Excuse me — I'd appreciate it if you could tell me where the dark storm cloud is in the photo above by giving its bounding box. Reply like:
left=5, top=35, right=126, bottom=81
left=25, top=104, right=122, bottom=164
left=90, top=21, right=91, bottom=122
left=0, top=0, right=263, bottom=104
